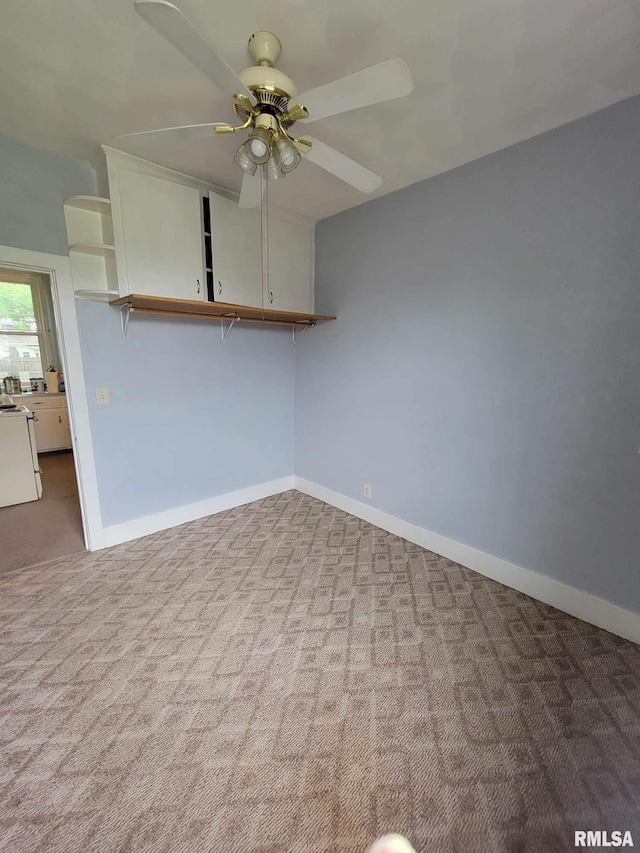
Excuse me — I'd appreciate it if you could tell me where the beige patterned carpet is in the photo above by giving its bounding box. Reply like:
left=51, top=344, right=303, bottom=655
left=1, top=490, right=639, bottom=852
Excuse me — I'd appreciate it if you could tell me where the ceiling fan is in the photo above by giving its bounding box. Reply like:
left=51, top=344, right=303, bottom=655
left=114, top=0, right=414, bottom=209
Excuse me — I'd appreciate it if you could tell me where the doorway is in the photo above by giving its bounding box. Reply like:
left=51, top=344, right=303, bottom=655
left=0, top=267, right=85, bottom=573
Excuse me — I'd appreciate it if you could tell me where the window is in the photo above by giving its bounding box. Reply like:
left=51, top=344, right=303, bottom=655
left=0, top=270, right=60, bottom=389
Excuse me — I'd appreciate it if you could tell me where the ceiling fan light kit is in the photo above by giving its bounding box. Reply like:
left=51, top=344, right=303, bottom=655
left=115, top=1, right=414, bottom=206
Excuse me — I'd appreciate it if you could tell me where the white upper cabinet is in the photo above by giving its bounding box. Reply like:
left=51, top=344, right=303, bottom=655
left=104, top=148, right=314, bottom=312
left=265, top=214, right=314, bottom=314
left=111, top=164, right=205, bottom=300
left=208, top=191, right=261, bottom=307
left=208, top=191, right=314, bottom=313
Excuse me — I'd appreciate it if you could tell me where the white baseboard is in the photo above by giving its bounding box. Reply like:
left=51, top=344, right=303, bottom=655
left=101, top=476, right=295, bottom=548
left=294, top=476, right=640, bottom=645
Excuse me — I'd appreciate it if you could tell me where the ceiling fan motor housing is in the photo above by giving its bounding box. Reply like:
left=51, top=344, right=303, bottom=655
left=230, top=31, right=304, bottom=134
left=238, top=65, right=297, bottom=100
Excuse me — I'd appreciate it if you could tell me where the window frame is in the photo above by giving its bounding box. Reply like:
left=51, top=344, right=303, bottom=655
left=0, top=270, right=60, bottom=386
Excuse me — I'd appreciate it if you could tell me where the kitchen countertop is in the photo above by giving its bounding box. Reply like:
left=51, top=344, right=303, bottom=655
left=11, top=392, right=66, bottom=398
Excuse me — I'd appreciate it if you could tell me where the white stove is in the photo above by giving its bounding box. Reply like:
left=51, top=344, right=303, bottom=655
left=0, top=404, right=43, bottom=507
left=0, top=404, right=30, bottom=416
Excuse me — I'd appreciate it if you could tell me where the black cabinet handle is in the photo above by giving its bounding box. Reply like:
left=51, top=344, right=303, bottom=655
left=197, top=278, right=200, bottom=294
left=218, top=281, right=222, bottom=297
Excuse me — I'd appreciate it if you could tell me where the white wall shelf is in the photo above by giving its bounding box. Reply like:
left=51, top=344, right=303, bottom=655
left=65, top=195, right=111, bottom=215
left=74, top=288, right=119, bottom=302
left=68, top=243, right=115, bottom=257
left=64, top=196, right=118, bottom=301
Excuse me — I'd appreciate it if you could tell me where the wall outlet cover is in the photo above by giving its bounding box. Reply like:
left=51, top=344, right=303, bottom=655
left=96, top=387, right=109, bottom=406
left=363, top=484, right=372, bottom=499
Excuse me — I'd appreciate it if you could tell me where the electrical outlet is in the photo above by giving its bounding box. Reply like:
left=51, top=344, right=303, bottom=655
left=363, top=484, right=372, bottom=500
left=96, top=387, right=109, bottom=406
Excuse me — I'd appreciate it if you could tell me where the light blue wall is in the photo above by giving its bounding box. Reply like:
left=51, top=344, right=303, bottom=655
left=296, top=96, right=640, bottom=614
left=0, top=134, right=96, bottom=255
left=76, top=302, right=294, bottom=527
left=0, top=132, right=295, bottom=528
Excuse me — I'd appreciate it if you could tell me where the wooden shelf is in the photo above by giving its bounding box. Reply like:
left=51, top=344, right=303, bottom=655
left=65, top=195, right=111, bottom=214
left=110, top=293, right=336, bottom=327
left=69, top=243, right=115, bottom=257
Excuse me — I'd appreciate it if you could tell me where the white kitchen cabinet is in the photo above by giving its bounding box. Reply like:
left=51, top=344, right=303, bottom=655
left=33, top=409, right=70, bottom=452
left=208, top=191, right=262, bottom=307
left=264, top=214, right=314, bottom=314
left=111, top=166, right=205, bottom=300
left=104, top=147, right=315, bottom=313
left=20, top=395, right=72, bottom=453
left=207, top=195, right=314, bottom=313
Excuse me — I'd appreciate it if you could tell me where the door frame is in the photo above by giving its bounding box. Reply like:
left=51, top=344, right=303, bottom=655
left=0, top=244, right=104, bottom=550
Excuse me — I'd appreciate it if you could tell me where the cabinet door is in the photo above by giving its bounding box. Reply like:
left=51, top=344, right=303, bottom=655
left=209, top=191, right=262, bottom=307
left=117, top=169, right=205, bottom=300
left=63, top=410, right=73, bottom=449
left=32, top=409, right=69, bottom=452
left=265, top=215, right=313, bottom=314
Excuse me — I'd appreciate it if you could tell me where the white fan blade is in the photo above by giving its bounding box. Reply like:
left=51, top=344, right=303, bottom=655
left=135, top=1, right=255, bottom=103
left=294, top=58, right=412, bottom=123
left=113, top=123, right=228, bottom=152
left=303, top=137, right=382, bottom=194
left=239, top=169, right=263, bottom=209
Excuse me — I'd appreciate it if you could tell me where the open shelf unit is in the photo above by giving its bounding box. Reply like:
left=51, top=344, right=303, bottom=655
left=64, top=196, right=119, bottom=301
left=111, top=293, right=336, bottom=341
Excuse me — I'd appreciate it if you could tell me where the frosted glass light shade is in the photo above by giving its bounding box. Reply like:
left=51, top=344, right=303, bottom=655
left=234, top=144, right=258, bottom=175
left=273, top=134, right=301, bottom=173
left=245, top=126, right=271, bottom=164
left=267, top=155, right=283, bottom=181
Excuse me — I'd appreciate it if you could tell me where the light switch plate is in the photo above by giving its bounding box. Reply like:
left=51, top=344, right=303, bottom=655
left=96, top=387, right=109, bottom=406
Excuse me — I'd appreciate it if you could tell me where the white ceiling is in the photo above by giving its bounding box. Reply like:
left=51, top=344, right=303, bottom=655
left=2, top=0, right=640, bottom=221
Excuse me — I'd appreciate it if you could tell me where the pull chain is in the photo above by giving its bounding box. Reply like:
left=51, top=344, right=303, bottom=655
left=260, top=162, right=270, bottom=308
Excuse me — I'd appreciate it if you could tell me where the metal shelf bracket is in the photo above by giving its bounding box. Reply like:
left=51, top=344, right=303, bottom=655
left=293, top=322, right=314, bottom=344
left=120, top=303, right=132, bottom=337
left=221, top=314, right=239, bottom=342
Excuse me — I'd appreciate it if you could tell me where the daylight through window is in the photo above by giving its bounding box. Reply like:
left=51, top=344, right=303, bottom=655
left=0, top=271, right=60, bottom=389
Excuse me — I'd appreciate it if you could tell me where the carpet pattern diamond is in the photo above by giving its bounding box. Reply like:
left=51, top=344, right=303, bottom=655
left=1, top=490, right=639, bottom=852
